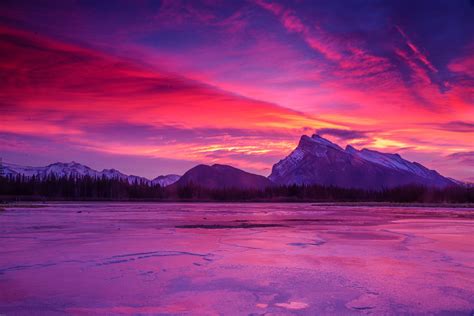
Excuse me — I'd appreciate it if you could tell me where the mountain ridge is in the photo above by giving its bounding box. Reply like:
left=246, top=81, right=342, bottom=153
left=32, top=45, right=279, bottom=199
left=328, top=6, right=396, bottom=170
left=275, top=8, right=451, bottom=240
left=2, top=134, right=460, bottom=190
left=2, top=161, right=180, bottom=187
left=269, top=134, right=456, bottom=189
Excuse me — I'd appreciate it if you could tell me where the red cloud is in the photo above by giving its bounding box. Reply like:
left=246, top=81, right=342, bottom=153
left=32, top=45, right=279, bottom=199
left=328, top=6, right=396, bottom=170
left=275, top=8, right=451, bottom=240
left=448, top=54, right=474, bottom=77
left=0, top=26, right=333, bottom=131
left=0, top=15, right=472, bottom=179
left=0, top=25, right=340, bottom=174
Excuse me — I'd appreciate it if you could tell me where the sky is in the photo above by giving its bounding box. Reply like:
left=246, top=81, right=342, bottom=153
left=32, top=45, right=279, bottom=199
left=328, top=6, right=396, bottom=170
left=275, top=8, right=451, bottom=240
left=0, top=0, right=473, bottom=181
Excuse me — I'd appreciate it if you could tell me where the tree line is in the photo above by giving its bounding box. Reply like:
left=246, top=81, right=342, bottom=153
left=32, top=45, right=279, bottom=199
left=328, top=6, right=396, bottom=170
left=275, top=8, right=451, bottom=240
left=1, top=174, right=473, bottom=203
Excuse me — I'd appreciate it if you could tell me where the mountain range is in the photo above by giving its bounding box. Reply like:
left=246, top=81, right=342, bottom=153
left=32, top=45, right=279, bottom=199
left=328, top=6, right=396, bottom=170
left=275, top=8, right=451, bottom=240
left=2, top=161, right=180, bottom=187
left=1, top=134, right=459, bottom=190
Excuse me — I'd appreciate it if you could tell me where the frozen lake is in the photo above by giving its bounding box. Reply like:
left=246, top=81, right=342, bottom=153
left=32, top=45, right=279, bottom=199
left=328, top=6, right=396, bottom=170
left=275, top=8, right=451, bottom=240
left=0, top=203, right=473, bottom=315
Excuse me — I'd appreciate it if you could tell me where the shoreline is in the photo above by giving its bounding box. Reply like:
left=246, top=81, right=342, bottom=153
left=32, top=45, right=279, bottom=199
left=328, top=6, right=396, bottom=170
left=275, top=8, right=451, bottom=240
left=2, top=200, right=474, bottom=209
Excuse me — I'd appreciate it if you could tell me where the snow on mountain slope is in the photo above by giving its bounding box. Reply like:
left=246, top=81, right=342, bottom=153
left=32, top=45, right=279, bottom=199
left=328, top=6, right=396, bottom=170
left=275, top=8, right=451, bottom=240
left=270, top=135, right=344, bottom=183
left=2, top=162, right=180, bottom=186
left=151, top=174, right=180, bottom=187
left=3, top=162, right=98, bottom=178
left=2, top=162, right=42, bottom=177
left=345, top=146, right=438, bottom=179
left=311, top=134, right=344, bottom=151
left=269, top=134, right=456, bottom=189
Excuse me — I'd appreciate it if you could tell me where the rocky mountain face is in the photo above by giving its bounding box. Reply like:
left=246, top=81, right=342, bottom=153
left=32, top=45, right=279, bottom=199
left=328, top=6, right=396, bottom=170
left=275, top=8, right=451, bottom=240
left=172, top=164, right=273, bottom=190
left=269, top=134, right=455, bottom=189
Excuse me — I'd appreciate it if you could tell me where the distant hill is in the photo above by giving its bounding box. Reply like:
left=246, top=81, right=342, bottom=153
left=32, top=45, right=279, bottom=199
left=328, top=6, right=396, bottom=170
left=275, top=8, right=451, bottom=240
left=172, top=164, right=273, bottom=190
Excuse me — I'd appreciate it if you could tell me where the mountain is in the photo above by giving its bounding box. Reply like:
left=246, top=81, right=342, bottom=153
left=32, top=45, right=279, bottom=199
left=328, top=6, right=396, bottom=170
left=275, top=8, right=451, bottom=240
left=2, top=162, right=180, bottom=187
left=4, top=161, right=98, bottom=178
left=2, top=137, right=458, bottom=191
left=172, top=164, right=273, bottom=190
left=448, top=177, right=474, bottom=188
left=151, top=174, right=181, bottom=187
left=269, top=134, right=456, bottom=189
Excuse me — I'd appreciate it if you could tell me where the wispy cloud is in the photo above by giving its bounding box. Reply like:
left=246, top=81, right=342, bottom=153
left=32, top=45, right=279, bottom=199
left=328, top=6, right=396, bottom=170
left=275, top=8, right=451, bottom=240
left=446, top=151, right=474, bottom=165
left=395, top=25, right=437, bottom=73
left=429, top=121, right=474, bottom=133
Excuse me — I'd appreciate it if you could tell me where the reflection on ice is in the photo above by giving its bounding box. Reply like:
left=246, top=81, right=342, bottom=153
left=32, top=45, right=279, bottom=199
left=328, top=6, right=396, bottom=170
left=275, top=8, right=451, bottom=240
left=0, top=203, right=473, bottom=315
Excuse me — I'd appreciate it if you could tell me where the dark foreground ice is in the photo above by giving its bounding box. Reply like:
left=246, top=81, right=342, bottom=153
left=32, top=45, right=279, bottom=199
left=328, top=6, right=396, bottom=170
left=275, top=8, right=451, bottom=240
left=0, top=203, right=473, bottom=315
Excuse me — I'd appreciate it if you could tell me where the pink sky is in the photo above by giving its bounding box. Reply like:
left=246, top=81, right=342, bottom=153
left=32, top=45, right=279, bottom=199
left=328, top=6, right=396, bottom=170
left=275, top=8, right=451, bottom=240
left=0, top=1, right=473, bottom=180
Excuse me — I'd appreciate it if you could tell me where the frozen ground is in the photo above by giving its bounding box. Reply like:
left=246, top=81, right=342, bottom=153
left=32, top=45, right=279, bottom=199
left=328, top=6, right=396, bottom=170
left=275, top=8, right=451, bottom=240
left=0, top=203, right=473, bottom=315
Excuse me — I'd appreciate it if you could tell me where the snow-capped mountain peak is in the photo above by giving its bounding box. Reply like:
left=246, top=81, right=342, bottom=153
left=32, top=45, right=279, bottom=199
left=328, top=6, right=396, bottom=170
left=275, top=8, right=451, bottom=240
left=269, top=134, right=345, bottom=183
left=298, top=134, right=343, bottom=155
left=270, top=133, right=456, bottom=188
left=309, top=134, right=343, bottom=150
left=345, top=145, right=358, bottom=154
left=43, top=162, right=97, bottom=177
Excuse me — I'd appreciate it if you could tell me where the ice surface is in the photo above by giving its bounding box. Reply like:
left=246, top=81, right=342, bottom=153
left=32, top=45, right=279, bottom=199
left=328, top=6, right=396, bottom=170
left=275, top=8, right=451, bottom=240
left=0, top=203, right=473, bottom=315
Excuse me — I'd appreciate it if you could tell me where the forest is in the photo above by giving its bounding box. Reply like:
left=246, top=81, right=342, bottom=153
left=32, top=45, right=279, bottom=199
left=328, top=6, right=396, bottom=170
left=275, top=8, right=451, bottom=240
left=1, top=174, right=473, bottom=203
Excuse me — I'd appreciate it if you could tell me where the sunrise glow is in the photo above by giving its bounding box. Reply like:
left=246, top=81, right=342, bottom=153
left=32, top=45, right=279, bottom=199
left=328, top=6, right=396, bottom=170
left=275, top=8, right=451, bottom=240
left=0, top=1, right=472, bottom=181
